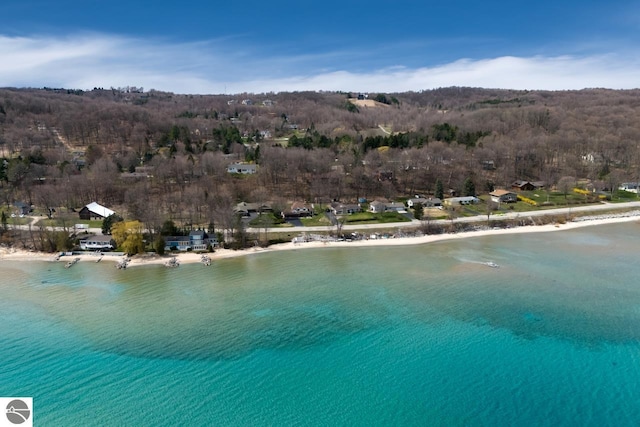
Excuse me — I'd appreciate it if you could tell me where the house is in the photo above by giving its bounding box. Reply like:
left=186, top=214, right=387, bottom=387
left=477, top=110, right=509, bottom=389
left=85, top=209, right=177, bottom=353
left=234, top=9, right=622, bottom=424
left=79, top=235, right=115, bottom=251
left=227, top=163, right=257, bottom=174
left=368, top=199, right=405, bottom=214
left=406, top=197, right=442, bottom=208
left=511, top=180, right=535, bottom=191
left=443, top=196, right=480, bottom=207
left=406, top=198, right=426, bottom=208
left=78, top=202, right=115, bottom=220
left=234, top=202, right=272, bottom=216
left=481, top=160, right=496, bottom=170
left=330, top=202, right=361, bottom=215
left=368, top=201, right=386, bottom=213
left=164, top=236, right=191, bottom=251
left=189, top=230, right=210, bottom=251
left=619, top=182, right=640, bottom=193
left=490, top=189, right=518, bottom=203
left=385, top=202, right=406, bottom=212
left=164, top=231, right=218, bottom=252
left=13, top=201, right=32, bottom=216
left=282, top=202, right=313, bottom=219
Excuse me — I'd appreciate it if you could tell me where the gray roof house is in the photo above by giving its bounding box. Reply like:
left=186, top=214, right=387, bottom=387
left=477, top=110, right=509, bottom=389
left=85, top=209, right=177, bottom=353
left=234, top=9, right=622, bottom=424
left=330, top=202, right=361, bottom=215
left=490, top=189, right=518, bottom=203
left=443, top=196, right=480, bottom=206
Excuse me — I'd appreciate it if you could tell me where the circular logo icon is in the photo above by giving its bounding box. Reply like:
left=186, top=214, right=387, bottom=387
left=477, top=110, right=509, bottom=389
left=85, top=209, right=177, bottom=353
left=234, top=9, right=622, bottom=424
left=6, top=400, right=30, bottom=425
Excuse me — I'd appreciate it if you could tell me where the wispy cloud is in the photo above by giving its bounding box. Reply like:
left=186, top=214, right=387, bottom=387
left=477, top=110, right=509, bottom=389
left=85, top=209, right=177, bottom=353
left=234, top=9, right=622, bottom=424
left=1, top=33, right=638, bottom=94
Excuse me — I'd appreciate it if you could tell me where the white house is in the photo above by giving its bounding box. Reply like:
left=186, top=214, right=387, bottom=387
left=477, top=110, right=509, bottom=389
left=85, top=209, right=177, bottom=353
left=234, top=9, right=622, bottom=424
left=443, top=196, right=480, bottom=207
left=619, top=182, right=639, bottom=193
left=227, top=163, right=257, bottom=174
left=406, top=197, right=442, bottom=208
left=80, top=235, right=115, bottom=251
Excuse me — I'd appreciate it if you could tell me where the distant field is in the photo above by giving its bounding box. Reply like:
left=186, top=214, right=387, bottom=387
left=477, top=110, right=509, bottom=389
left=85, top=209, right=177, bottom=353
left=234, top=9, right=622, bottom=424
left=348, top=98, right=389, bottom=108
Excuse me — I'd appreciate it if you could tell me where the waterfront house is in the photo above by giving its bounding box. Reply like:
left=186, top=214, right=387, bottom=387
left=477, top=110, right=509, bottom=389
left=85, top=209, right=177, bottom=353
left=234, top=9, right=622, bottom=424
left=164, top=231, right=218, bottom=252
left=79, top=235, right=115, bottom=251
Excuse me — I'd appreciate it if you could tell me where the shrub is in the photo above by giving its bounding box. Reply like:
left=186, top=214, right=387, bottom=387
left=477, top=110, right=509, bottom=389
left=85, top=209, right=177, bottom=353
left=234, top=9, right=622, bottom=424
left=517, top=194, right=538, bottom=206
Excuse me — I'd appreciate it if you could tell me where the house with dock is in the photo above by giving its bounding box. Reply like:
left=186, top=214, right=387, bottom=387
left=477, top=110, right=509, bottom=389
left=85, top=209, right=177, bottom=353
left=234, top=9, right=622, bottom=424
left=164, top=230, right=218, bottom=252
left=79, top=235, right=115, bottom=251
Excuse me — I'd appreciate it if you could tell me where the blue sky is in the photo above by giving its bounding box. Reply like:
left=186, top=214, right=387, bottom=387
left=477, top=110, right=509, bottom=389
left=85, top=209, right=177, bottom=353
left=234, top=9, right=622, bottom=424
left=1, top=1, right=638, bottom=94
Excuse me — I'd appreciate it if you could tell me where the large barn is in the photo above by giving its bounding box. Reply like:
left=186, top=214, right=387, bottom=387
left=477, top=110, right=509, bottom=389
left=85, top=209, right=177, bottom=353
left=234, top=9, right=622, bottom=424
left=78, top=202, right=115, bottom=220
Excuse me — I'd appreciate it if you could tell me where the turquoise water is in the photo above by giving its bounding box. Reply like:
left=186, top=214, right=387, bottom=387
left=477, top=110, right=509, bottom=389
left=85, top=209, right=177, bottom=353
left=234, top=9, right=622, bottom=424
left=1, top=223, right=640, bottom=426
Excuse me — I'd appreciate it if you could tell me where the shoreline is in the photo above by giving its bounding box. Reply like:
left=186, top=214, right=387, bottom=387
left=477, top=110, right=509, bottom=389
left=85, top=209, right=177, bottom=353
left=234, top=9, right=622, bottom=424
left=1, top=213, right=639, bottom=267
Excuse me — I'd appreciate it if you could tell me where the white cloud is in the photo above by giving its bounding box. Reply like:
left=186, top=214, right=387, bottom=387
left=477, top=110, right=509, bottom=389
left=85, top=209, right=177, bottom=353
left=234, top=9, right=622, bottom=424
left=1, top=33, right=638, bottom=94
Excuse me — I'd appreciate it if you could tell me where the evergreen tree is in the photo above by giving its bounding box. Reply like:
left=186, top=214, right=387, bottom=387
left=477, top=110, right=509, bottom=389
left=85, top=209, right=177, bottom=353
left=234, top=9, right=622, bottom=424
left=413, top=202, right=423, bottom=221
left=463, top=177, right=476, bottom=196
left=435, top=179, right=444, bottom=200
left=102, top=214, right=124, bottom=235
left=154, top=236, right=165, bottom=255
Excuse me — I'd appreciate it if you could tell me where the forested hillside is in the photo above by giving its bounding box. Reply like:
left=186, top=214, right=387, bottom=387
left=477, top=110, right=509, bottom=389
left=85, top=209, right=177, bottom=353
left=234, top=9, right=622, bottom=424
left=1, top=86, right=639, bottom=236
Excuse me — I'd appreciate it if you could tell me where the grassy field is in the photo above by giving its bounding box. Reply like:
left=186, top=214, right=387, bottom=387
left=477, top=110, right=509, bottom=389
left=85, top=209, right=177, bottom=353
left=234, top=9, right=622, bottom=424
left=459, top=190, right=609, bottom=217
left=344, top=211, right=411, bottom=224
left=35, top=216, right=103, bottom=228
left=249, top=213, right=292, bottom=228
left=299, top=213, right=333, bottom=227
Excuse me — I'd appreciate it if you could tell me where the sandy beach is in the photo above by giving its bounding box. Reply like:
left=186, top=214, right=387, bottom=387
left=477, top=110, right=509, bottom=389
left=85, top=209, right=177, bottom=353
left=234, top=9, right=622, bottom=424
left=1, top=212, right=639, bottom=268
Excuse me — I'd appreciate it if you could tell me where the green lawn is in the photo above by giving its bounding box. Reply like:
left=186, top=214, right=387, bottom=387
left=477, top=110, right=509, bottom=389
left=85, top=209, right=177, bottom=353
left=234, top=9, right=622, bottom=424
left=35, top=217, right=103, bottom=228
left=608, top=190, right=640, bottom=203
left=7, top=216, right=31, bottom=226
left=299, top=213, right=333, bottom=227
left=344, top=211, right=411, bottom=224
left=519, top=190, right=601, bottom=206
left=249, top=213, right=292, bottom=228
left=463, top=191, right=607, bottom=217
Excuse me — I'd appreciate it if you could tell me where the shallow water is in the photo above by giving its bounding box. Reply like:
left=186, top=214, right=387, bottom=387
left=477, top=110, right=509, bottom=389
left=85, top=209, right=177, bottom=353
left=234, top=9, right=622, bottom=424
left=1, top=223, right=640, bottom=426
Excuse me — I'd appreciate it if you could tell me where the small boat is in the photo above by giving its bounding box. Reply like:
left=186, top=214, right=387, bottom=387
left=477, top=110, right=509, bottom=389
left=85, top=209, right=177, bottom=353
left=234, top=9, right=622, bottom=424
left=486, top=262, right=499, bottom=268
